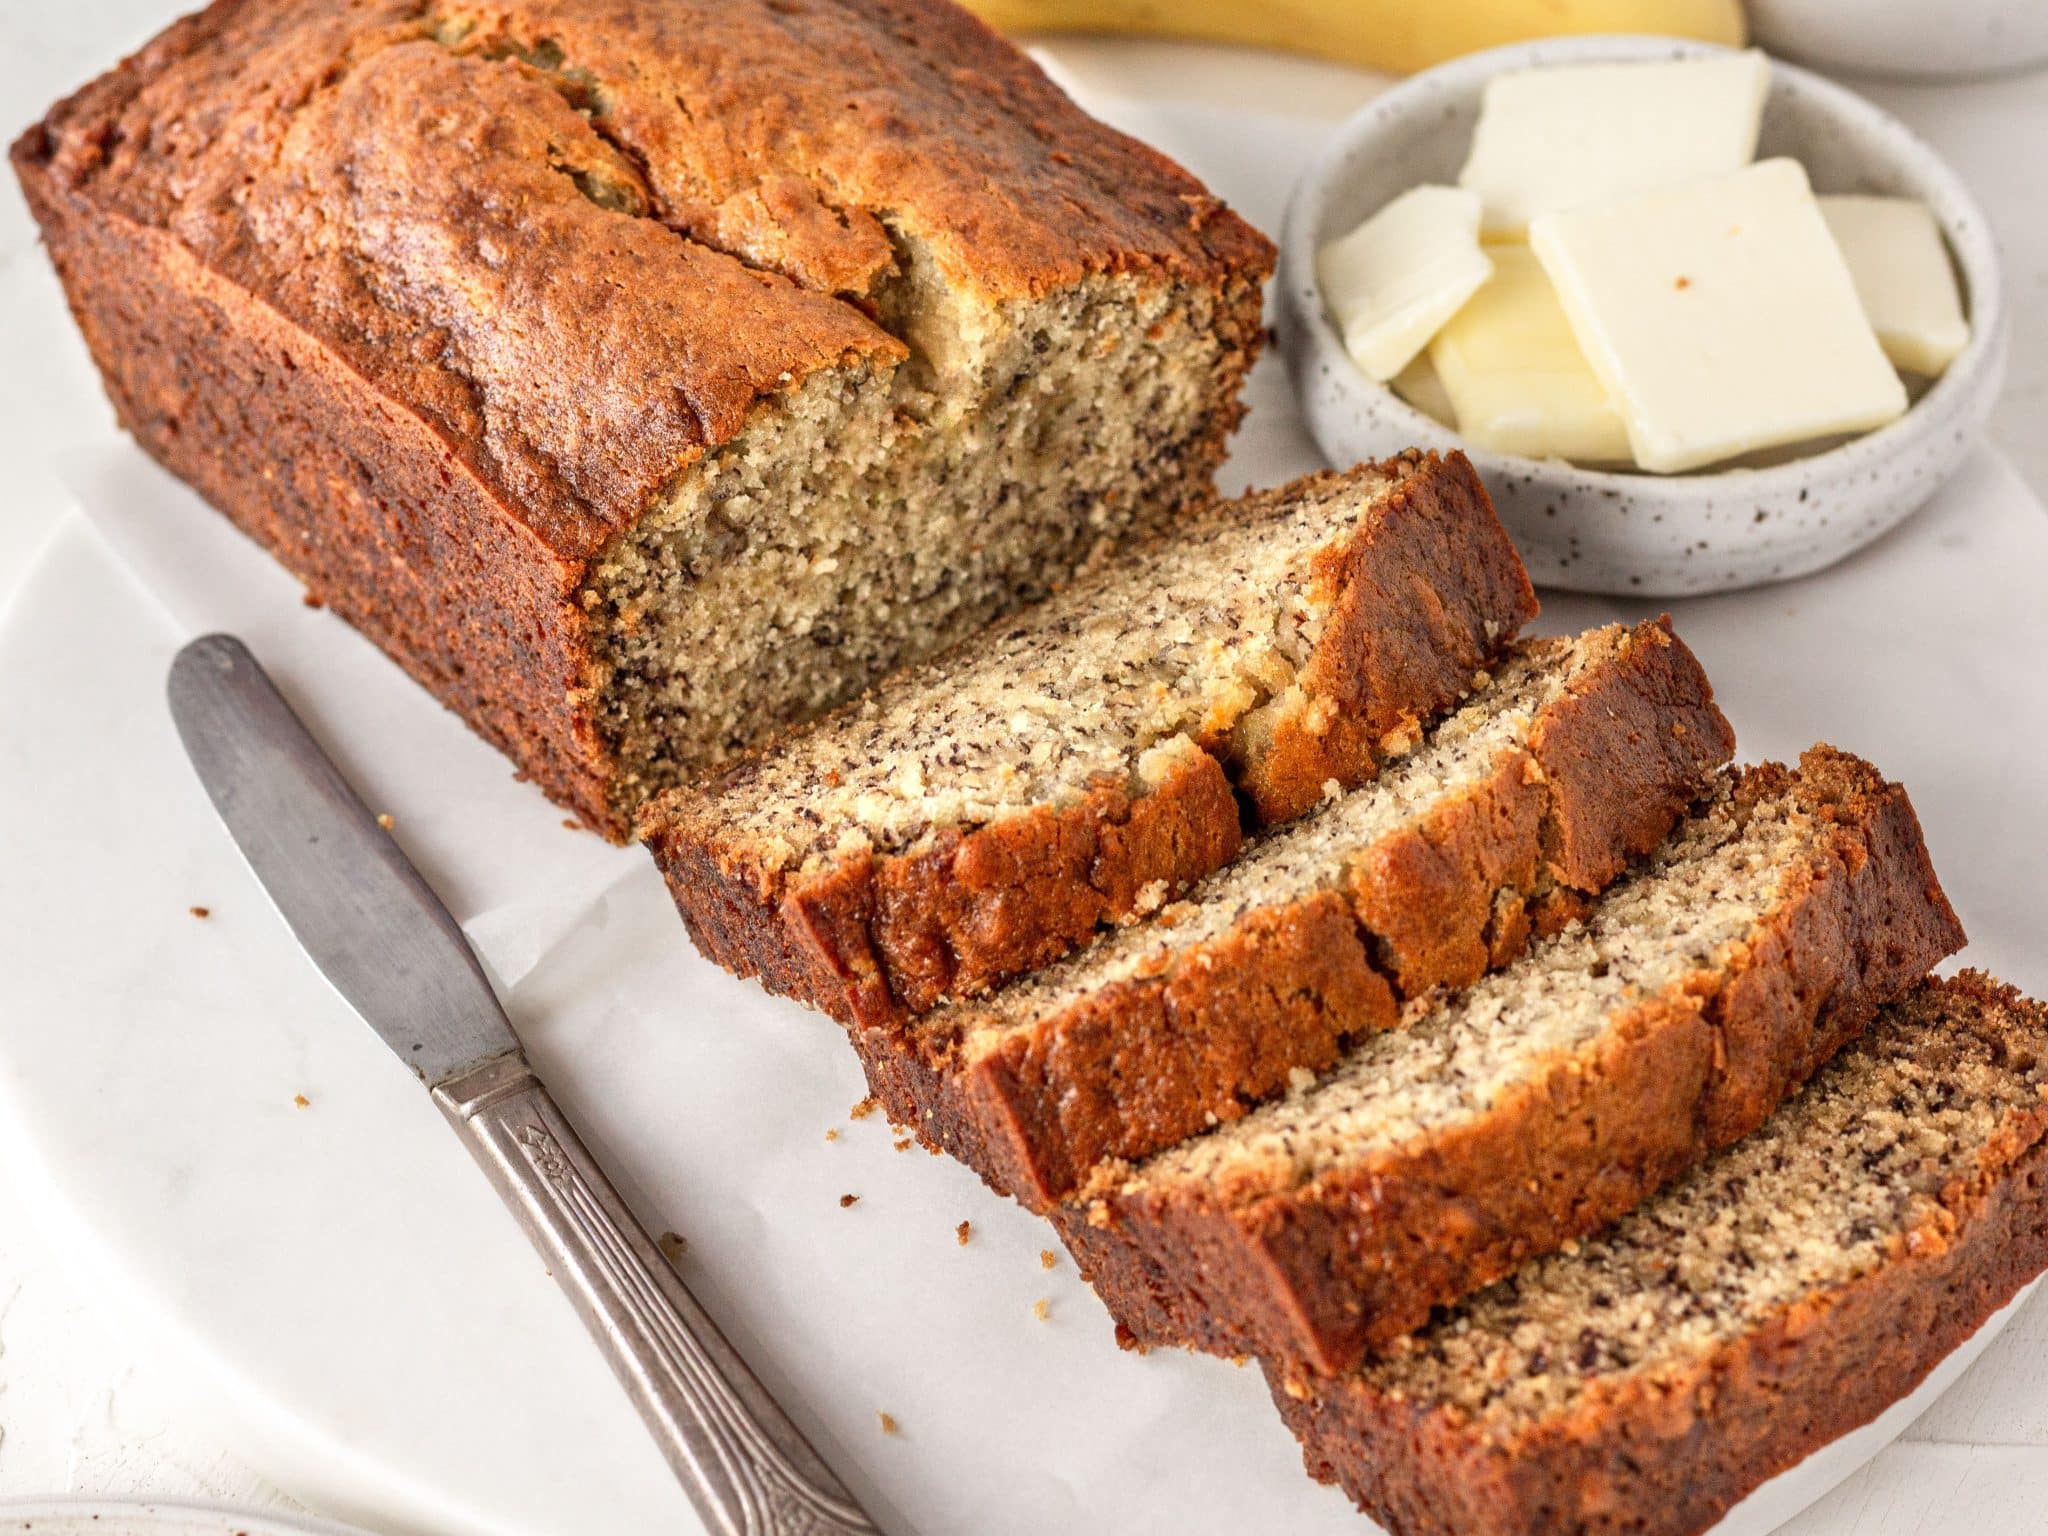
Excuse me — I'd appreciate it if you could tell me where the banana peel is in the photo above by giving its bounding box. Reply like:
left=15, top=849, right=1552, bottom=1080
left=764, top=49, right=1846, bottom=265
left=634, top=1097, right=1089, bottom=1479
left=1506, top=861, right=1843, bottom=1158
left=963, top=0, right=1746, bottom=76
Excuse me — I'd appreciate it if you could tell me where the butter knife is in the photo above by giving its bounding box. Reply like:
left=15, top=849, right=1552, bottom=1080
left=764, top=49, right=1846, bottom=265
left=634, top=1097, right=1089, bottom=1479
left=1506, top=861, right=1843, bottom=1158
left=167, top=633, right=882, bottom=1536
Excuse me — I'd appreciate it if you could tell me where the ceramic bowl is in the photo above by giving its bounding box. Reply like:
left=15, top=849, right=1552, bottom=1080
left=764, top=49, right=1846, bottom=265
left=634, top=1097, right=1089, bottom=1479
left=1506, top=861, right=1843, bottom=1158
left=1277, top=36, right=2008, bottom=596
left=1747, top=0, right=2048, bottom=81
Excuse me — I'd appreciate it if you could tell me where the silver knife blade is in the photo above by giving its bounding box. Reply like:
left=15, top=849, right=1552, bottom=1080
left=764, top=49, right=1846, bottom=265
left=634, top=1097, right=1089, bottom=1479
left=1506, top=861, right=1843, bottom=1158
left=167, top=633, right=886, bottom=1534
left=167, top=633, right=518, bottom=1086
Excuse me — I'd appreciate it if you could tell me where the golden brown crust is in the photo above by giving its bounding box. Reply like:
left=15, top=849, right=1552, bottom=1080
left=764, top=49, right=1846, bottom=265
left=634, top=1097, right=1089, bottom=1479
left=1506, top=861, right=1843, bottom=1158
left=647, top=453, right=1537, bottom=1024
left=1058, top=749, right=1967, bottom=1377
left=13, top=0, right=1272, bottom=836
left=861, top=889, right=1399, bottom=1206
left=9, top=162, right=620, bottom=827
left=1241, top=460, right=1542, bottom=825
left=853, top=619, right=1733, bottom=1212
left=651, top=748, right=1247, bottom=1028
left=1270, top=973, right=2048, bottom=1536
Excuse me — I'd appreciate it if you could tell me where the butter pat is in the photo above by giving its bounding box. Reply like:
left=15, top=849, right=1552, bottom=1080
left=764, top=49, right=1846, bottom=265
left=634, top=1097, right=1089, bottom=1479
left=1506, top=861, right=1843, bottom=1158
left=1460, top=51, right=1770, bottom=235
left=1428, top=244, right=1632, bottom=463
left=1531, top=159, right=1906, bottom=473
left=1819, top=195, right=1970, bottom=376
left=1389, top=353, right=1458, bottom=429
left=1318, top=186, right=1492, bottom=381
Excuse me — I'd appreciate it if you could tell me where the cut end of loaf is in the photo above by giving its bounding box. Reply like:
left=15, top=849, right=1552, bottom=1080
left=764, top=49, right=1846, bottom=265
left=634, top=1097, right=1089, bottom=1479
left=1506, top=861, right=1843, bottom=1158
left=589, top=262, right=1260, bottom=832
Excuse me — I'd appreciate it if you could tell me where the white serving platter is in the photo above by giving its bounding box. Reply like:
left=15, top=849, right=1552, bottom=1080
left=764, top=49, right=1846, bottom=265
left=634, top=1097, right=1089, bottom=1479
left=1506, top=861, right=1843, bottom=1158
left=0, top=96, right=2043, bottom=1536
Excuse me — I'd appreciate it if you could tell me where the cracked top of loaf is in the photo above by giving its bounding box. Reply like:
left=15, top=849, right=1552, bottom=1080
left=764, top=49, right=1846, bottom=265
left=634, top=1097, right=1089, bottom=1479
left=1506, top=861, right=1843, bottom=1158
left=13, top=0, right=1272, bottom=560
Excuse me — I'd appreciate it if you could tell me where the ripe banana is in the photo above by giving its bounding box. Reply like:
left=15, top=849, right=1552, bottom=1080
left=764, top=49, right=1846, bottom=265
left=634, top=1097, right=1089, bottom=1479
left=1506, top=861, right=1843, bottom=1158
left=963, top=0, right=1746, bottom=76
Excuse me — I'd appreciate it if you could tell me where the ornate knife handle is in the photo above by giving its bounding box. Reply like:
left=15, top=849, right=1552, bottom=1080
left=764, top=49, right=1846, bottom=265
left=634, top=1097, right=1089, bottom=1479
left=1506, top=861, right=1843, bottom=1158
left=436, top=1053, right=884, bottom=1536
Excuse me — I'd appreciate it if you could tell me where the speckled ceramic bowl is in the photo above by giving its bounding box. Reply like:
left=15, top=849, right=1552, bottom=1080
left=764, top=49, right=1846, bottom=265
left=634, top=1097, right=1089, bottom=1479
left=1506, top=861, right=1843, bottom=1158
left=1278, top=36, right=2008, bottom=596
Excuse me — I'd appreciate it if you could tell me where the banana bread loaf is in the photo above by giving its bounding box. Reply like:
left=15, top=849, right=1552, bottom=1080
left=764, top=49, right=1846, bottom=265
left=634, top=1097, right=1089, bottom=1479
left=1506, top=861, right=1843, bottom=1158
left=1271, top=972, right=2048, bottom=1536
left=643, top=453, right=1534, bottom=1025
left=13, top=0, right=1274, bottom=838
left=857, top=618, right=1733, bottom=1210
left=1059, top=748, right=1965, bottom=1376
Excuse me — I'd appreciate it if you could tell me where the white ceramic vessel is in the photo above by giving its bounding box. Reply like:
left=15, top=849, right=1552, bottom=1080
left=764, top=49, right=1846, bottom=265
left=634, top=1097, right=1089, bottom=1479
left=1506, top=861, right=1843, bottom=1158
left=1748, top=0, right=2048, bottom=81
left=1278, top=36, right=2008, bottom=596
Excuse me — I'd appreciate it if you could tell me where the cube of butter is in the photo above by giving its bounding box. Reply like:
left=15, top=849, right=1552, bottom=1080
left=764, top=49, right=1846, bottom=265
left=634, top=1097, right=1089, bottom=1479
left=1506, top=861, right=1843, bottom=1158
left=1531, top=159, right=1907, bottom=474
left=1428, top=244, right=1632, bottom=464
left=1819, top=195, right=1970, bottom=377
left=1318, top=185, right=1492, bottom=382
left=1460, top=51, right=1770, bottom=235
left=1389, top=353, right=1459, bottom=430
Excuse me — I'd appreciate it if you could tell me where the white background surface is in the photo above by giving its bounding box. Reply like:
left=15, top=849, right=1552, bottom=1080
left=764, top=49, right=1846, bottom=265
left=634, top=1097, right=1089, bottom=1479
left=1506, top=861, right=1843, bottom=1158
left=1, top=7, right=2045, bottom=1532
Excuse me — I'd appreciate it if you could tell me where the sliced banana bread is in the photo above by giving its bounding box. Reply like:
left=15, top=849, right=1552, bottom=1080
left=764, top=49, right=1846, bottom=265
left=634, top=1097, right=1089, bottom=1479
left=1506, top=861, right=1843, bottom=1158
left=14, top=0, right=1275, bottom=839
left=858, top=618, right=1734, bottom=1211
left=643, top=453, right=1535, bottom=1026
left=1271, top=972, right=2048, bottom=1536
left=1058, top=747, right=1965, bottom=1376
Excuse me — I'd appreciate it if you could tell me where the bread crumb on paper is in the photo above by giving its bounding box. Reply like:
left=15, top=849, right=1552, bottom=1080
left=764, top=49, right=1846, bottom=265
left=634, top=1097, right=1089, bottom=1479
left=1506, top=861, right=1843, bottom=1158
left=839, top=1193, right=860, bottom=1209
left=376, top=813, right=395, bottom=830
left=1039, top=1249, right=1057, bottom=1271
left=658, top=1231, right=689, bottom=1262
left=956, top=1220, right=972, bottom=1246
left=824, top=1127, right=840, bottom=1143
left=1032, top=1298, right=1051, bottom=1322
left=849, top=1096, right=880, bottom=1121
left=878, top=1411, right=899, bottom=1436
left=189, top=905, right=210, bottom=919
left=292, top=1094, right=310, bottom=1109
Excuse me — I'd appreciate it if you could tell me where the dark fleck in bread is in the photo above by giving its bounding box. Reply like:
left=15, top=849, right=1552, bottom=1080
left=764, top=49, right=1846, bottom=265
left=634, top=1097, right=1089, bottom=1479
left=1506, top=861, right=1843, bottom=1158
left=857, top=618, right=1733, bottom=1211
left=1058, top=747, right=1965, bottom=1376
left=643, top=453, right=1535, bottom=1025
left=11, top=0, right=1276, bottom=839
left=1270, top=972, right=2048, bottom=1536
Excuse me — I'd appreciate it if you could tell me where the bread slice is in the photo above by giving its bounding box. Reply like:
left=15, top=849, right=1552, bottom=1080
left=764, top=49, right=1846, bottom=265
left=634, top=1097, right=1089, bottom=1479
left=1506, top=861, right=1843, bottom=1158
left=1271, top=972, right=2048, bottom=1536
left=1058, top=748, right=1965, bottom=1376
left=643, top=453, right=1535, bottom=1026
left=858, top=618, right=1734, bottom=1211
